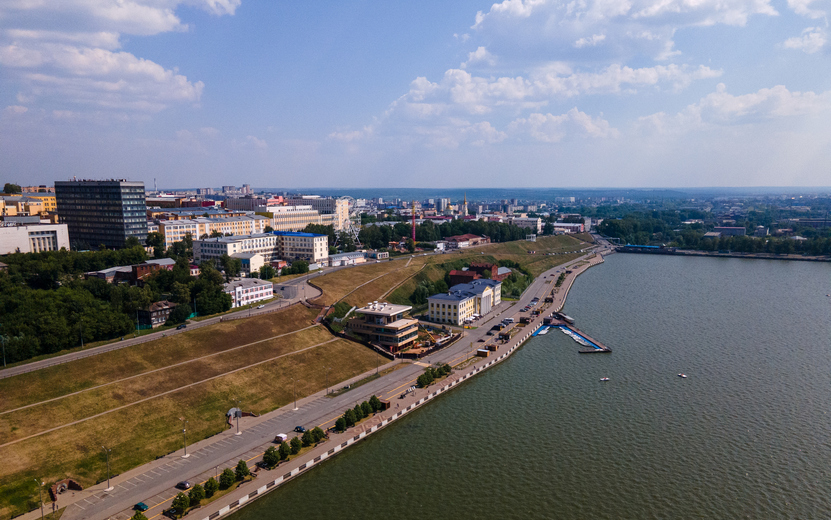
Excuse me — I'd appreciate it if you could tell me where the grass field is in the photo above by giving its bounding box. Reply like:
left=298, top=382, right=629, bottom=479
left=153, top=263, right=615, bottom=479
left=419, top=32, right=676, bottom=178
left=310, top=259, right=415, bottom=306
left=0, top=305, right=386, bottom=520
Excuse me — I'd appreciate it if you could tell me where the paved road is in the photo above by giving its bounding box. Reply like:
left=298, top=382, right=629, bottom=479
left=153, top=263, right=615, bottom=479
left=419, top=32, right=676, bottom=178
left=27, top=251, right=598, bottom=520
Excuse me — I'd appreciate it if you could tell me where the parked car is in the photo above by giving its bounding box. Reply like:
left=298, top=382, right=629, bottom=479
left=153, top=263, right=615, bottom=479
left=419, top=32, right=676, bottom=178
left=477, top=338, right=485, bottom=342
left=176, top=324, right=187, bottom=330
left=176, top=481, right=191, bottom=490
left=163, top=508, right=179, bottom=519
left=256, top=304, right=265, bottom=309
left=134, top=503, right=149, bottom=512
left=294, top=426, right=307, bottom=433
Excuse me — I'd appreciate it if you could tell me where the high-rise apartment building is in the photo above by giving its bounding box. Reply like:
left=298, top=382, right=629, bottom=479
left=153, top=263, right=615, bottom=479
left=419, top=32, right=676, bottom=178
left=55, top=180, right=147, bottom=249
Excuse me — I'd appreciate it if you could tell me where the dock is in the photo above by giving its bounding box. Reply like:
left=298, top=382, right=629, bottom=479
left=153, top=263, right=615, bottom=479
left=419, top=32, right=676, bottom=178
left=539, top=315, right=612, bottom=353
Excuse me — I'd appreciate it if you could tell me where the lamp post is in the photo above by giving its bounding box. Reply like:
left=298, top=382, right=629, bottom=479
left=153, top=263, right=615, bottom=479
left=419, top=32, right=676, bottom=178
left=233, top=398, right=241, bottom=435
left=34, top=478, right=44, bottom=520
left=101, top=446, right=113, bottom=491
left=292, top=378, right=298, bottom=410
left=180, top=418, right=189, bottom=458
left=324, top=366, right=331, bottom=395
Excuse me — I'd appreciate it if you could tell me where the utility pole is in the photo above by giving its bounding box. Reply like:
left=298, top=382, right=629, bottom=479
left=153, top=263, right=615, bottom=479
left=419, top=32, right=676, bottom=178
left=233, top=398, right=241, bottom=435
left=101, top=446, right=113, bottom=491
left=325, top=366, right=331, bottom=395
left=292, top=378, right=298, bottom=410
left=79, top=320, right=83, bottom=348
left=34, top=478, right=44, bottom=520
left=180, top=418, right=189, bottom=458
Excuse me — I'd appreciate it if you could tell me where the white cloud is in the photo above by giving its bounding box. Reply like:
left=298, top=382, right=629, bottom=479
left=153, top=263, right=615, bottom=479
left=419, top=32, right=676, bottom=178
left=786, top=0, right=827, bottom=18
left=574, top=34, right=607, bottom=48
left=246, top=135, right=267, bottom=150
left=783, top=27, right=827, bottom=53
left=461, top=46, right=496, bottom=69
left=509, top=108, right=619, bottom=142
left=3, top=105, right=28, bottom=115
left=328, top=125, right=375, bottom=142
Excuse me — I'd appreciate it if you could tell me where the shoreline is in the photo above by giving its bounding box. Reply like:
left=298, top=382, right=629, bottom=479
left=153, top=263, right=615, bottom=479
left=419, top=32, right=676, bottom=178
left=617, top=247, right=831, bottom=262
left=196, top=251, right=606, bottom=520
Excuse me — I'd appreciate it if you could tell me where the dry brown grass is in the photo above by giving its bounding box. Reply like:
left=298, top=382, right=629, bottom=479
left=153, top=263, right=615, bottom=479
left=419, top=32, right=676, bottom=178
left=0, top=337, right=385, bottom=519
left=0, top=305, right=320, bottom=412
left=342, top=263, right=426, bottom=307
left=310, top=260, right=412, bottom=305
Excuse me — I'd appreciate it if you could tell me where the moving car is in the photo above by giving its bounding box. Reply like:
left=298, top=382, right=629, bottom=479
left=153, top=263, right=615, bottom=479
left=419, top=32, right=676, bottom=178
left=294, top=426, right=307, bottom=433
left=176, top=481, right=191, bottom=490
left=176, top=324, right=187, bottom=330
left=134, top=503, right=149, bottom=512
left=256, top=304, right=265, bottom=309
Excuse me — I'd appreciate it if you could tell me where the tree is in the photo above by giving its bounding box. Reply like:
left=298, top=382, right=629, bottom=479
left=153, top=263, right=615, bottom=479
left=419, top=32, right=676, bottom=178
left=279, top=441, right=291, bottom=460
left=290, top=436, right=302, bottom=454
left=301, top=430, right=314, bottom=447
left=361, top=401, right=373, bottom=417
left=482, top=269, right=492, bottom=279
left=369, top=395, right=383, bottom=412
left=146, top=231, right=165, bottom=250
left=259, top=265, right=276, bottom=280
left=3, top=183, right=21, bottom=194
left=353, top=404, right=364, bottom=421
left=335, top=417, right=347, bottom=432
left=188, top=483, right=205, bottom=505
left=170, top=281, right=191, bottom=305
left=263, top=446, right=280, bottom=467
left=235, top=459, right=250, bottom=481
left=204, top=477, right=218, bottom=498
left=171, top=492, right=190, bottom=514
left=405, top=238, right=416, bottom=253
left=124, top=236, right=142, bottom=248
left=264, top=225, right=274, bottom=233
left=131, top=512, right=148, bottom=520
left=344, top=408, right=357, bottom=427
left=219, top=468, right=235, bottom=489
left=312, top=426, right=326, bottom=442
left=165, top=303, right=192, bottom=325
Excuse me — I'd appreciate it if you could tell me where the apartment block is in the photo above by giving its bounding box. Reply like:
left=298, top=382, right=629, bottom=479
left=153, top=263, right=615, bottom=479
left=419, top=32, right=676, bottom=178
left=158, top=216, right=270, bottom=248
left=55, top=180, right=147, bottom=249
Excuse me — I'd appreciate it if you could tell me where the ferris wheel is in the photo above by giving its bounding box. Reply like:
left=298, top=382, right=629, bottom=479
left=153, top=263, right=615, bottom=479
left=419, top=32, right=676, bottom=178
left=337, top=196, right=362, bottom=247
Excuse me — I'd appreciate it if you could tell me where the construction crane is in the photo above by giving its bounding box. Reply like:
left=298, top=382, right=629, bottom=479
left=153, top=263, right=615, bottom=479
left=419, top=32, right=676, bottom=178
left=412, top=199, right=416, bottom=243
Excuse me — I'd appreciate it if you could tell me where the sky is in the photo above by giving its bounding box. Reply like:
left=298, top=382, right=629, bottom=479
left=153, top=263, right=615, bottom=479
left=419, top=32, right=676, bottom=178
left=1, top=0, right=830, bottom=189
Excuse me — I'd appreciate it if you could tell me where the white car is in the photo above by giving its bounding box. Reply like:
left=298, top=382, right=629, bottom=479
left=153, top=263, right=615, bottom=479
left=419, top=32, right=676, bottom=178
left=256, top=304, right=265, bottom=309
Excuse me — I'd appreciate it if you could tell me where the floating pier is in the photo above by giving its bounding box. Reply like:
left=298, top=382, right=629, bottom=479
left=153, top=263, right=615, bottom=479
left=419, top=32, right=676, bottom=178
left=537, top=315, right=612, bottom=353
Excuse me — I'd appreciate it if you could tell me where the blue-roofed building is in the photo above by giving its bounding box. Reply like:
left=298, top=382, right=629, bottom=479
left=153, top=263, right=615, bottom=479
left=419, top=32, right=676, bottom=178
left=271, top=231, right=329, bottom=263
left=428, top=278, right=502, bottom=325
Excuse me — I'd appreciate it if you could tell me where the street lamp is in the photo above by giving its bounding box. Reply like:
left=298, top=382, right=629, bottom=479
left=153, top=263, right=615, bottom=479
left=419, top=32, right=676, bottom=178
left=180, top=418, right=189, bottom=458
left=324, top=366, right=331, bottom=395
left=292, top=378, right=298, bottom=410
left=34, top=478, right=44, bottom=520
left=233, top=398, right=242, bottom=435
left=101, top=446, right=113, bottom=491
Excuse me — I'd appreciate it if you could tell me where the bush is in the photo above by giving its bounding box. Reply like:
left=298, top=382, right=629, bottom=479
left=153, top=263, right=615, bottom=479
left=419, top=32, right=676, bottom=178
left=278, top=441, right=291, bottom=460
left=290, top=436, right=302, bottom=455
left=361, top=401, right=373, bottom=417
left=335, top=417, right=347, bottom=432
left=204, top=477, right=218, bottom=498
left=301, top=430, right=314, bottom=447
left=219, top=468, right=235, bottom=489
left=312, top=426, right=326, bottom=442
left=188, top=484, right=205, bottom=505
left=235, top=460, right=250, bottom=481
left=263, top=446, right=280, bottom=467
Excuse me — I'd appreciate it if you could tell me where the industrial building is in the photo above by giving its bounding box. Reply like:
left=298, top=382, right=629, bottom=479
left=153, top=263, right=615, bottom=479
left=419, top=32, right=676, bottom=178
left=55, top=180, right=147, bottom=249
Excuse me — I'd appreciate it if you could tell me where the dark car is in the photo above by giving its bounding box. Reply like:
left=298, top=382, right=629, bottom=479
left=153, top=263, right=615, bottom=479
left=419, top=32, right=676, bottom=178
left=134, top=502, right=149, bottom=512
left=294, top=426, right=307, bottom=433
left=477, top=338, right=485, bottom=342
left=486, top=331, right=494, bottom=336
left=163, top=508, right=179, bottom=519
left=176, top=324, right=187, bottom=330
left=176, top=480, right=191, bottom=490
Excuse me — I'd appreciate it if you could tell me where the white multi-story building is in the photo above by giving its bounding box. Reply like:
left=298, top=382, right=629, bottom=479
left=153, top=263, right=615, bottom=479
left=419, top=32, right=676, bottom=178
left=428, top=279, right=502, bottom=325
left=223, top=278, right=273, bottom=308
left=193, top=231, right=329, bottom=265
left=159, top=216, right=270, bottom=248
left=283, top=196, right=349, bottom=231
left=508, top=217, right=543, bottom=234
left=553, top=222, right=584, bottom=233
left=0, top=223, right=70, bottom=254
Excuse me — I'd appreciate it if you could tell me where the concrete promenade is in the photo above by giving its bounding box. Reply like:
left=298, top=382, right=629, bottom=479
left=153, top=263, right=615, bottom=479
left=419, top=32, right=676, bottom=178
left=13, top=246, right=608, bottom=520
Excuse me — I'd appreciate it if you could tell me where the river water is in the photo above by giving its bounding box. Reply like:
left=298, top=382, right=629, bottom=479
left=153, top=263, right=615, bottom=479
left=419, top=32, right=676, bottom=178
left=233, top=254, right=831, bottom=519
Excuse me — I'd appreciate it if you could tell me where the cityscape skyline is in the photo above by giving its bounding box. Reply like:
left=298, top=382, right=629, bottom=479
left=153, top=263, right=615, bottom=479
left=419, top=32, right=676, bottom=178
left=1, top=1, right=830, bottom=188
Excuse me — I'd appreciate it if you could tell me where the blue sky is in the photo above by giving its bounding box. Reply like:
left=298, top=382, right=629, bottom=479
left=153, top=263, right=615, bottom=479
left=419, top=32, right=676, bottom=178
left=1, top=0, right=829, bottom=189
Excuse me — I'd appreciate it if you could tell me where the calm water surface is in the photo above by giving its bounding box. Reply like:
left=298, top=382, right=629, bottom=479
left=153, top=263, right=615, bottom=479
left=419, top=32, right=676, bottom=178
left=234, top=254, right=831, bottom=519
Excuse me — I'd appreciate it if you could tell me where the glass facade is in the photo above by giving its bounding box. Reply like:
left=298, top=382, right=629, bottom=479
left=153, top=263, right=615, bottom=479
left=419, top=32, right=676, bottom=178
left=55, top=180, right=148, bottom=249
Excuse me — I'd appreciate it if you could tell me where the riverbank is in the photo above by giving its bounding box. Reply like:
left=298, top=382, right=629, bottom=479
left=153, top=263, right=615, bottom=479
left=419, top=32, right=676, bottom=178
left=195, top=252, right=605, bottom=520
left=617, top=246, right=831, bottom=262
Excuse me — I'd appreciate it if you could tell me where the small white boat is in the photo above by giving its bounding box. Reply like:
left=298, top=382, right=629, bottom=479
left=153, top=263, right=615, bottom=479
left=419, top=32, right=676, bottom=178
left=600, top=377, right=610, bottom=381
left=678, top=373, right=687, bottom=378
left=537, top=327, right=549, bottom=335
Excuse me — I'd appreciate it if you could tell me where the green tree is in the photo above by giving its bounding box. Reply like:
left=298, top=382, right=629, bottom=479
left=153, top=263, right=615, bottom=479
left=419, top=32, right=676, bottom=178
left=131, top=512, right=148, bottom=520
left=146, top=231, right=165, bottom=250
left=263, top=446, right=280, bottom=467
left=3, top=183, right=21, bottom=194
left=219, top=468, right=235, bottom=489
left=188, top=483, right=205, bottom=505
left=279, top=441, right=291, bottom=460
left=301, top=430, right=314, bottom=447
left=482, top=269, right=492, bottom=279
left=344, top=408, right=357, bottom=427
left=353, top=404, right=364, bottom=421
left=171, top=492, right=190, bottom=514
left=369, top=395, right=383, bottom=412
left=264, top=225, right=274, bottom=233
left=235, top=459, right=250, bottom=481
left=405, top=238, right=416, bottom=252
left=311, top=426, right=326, bottom=442
left=165, top=303, right=192, bottom=325
left=204, top=477, right=218, bottom=498
left=335, top=417, right=347, bottom=432
left=171, top=281, right=191, bottom=305
left=259, top=265, right=276, bottom=280
left=361, top=401, right=373, bottom=417
left=290, top=436, right=302, bottom=454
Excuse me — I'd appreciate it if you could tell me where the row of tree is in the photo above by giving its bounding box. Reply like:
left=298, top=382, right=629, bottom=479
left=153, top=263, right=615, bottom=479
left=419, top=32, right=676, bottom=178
left=357, top=220, right=536, bottom=251
left=334, top=395, right=384, bottom=432
left=417, top=364, right=451, bottom=387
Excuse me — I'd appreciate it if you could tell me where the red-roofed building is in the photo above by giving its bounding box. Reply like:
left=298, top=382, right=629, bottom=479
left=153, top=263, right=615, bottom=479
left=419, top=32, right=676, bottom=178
left=445, top=234, right=490, bottom=248
left=448, top=269, right=481, bottom=286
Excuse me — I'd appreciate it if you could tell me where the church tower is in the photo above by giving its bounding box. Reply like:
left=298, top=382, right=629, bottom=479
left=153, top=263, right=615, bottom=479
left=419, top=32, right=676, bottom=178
left=463, top=192, right=468, bottom=217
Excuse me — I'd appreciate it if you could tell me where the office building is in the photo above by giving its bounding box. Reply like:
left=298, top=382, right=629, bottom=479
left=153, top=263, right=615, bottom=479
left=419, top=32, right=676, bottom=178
left=0, top=223, right=70, bottom=254
left=283, top=196, right=349, bottom=231
left=55, top=180, right=147, bottom=249
left=347, top=302, right=418, bottom=353
left=428, top=279, right=502, bottom=325
left=158, top=216, right=270, bottom=248
left=271, top=231, right=329, bottom=263
left=193, top=231, right=328, bottom=266
left=223, top=278, right=273, bottom=308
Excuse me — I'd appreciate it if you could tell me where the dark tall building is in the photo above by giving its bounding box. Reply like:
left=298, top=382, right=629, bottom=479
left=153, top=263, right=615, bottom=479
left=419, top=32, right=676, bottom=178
left=55, top=180, right=147, bottom=249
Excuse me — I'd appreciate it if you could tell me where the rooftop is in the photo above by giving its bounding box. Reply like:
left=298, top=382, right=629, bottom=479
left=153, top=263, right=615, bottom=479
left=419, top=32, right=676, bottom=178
left=357, top=302, right=412, bottom=316
left=271, top=231, right=327, bottom=238
left=223, top=278, right=273, bottom=290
